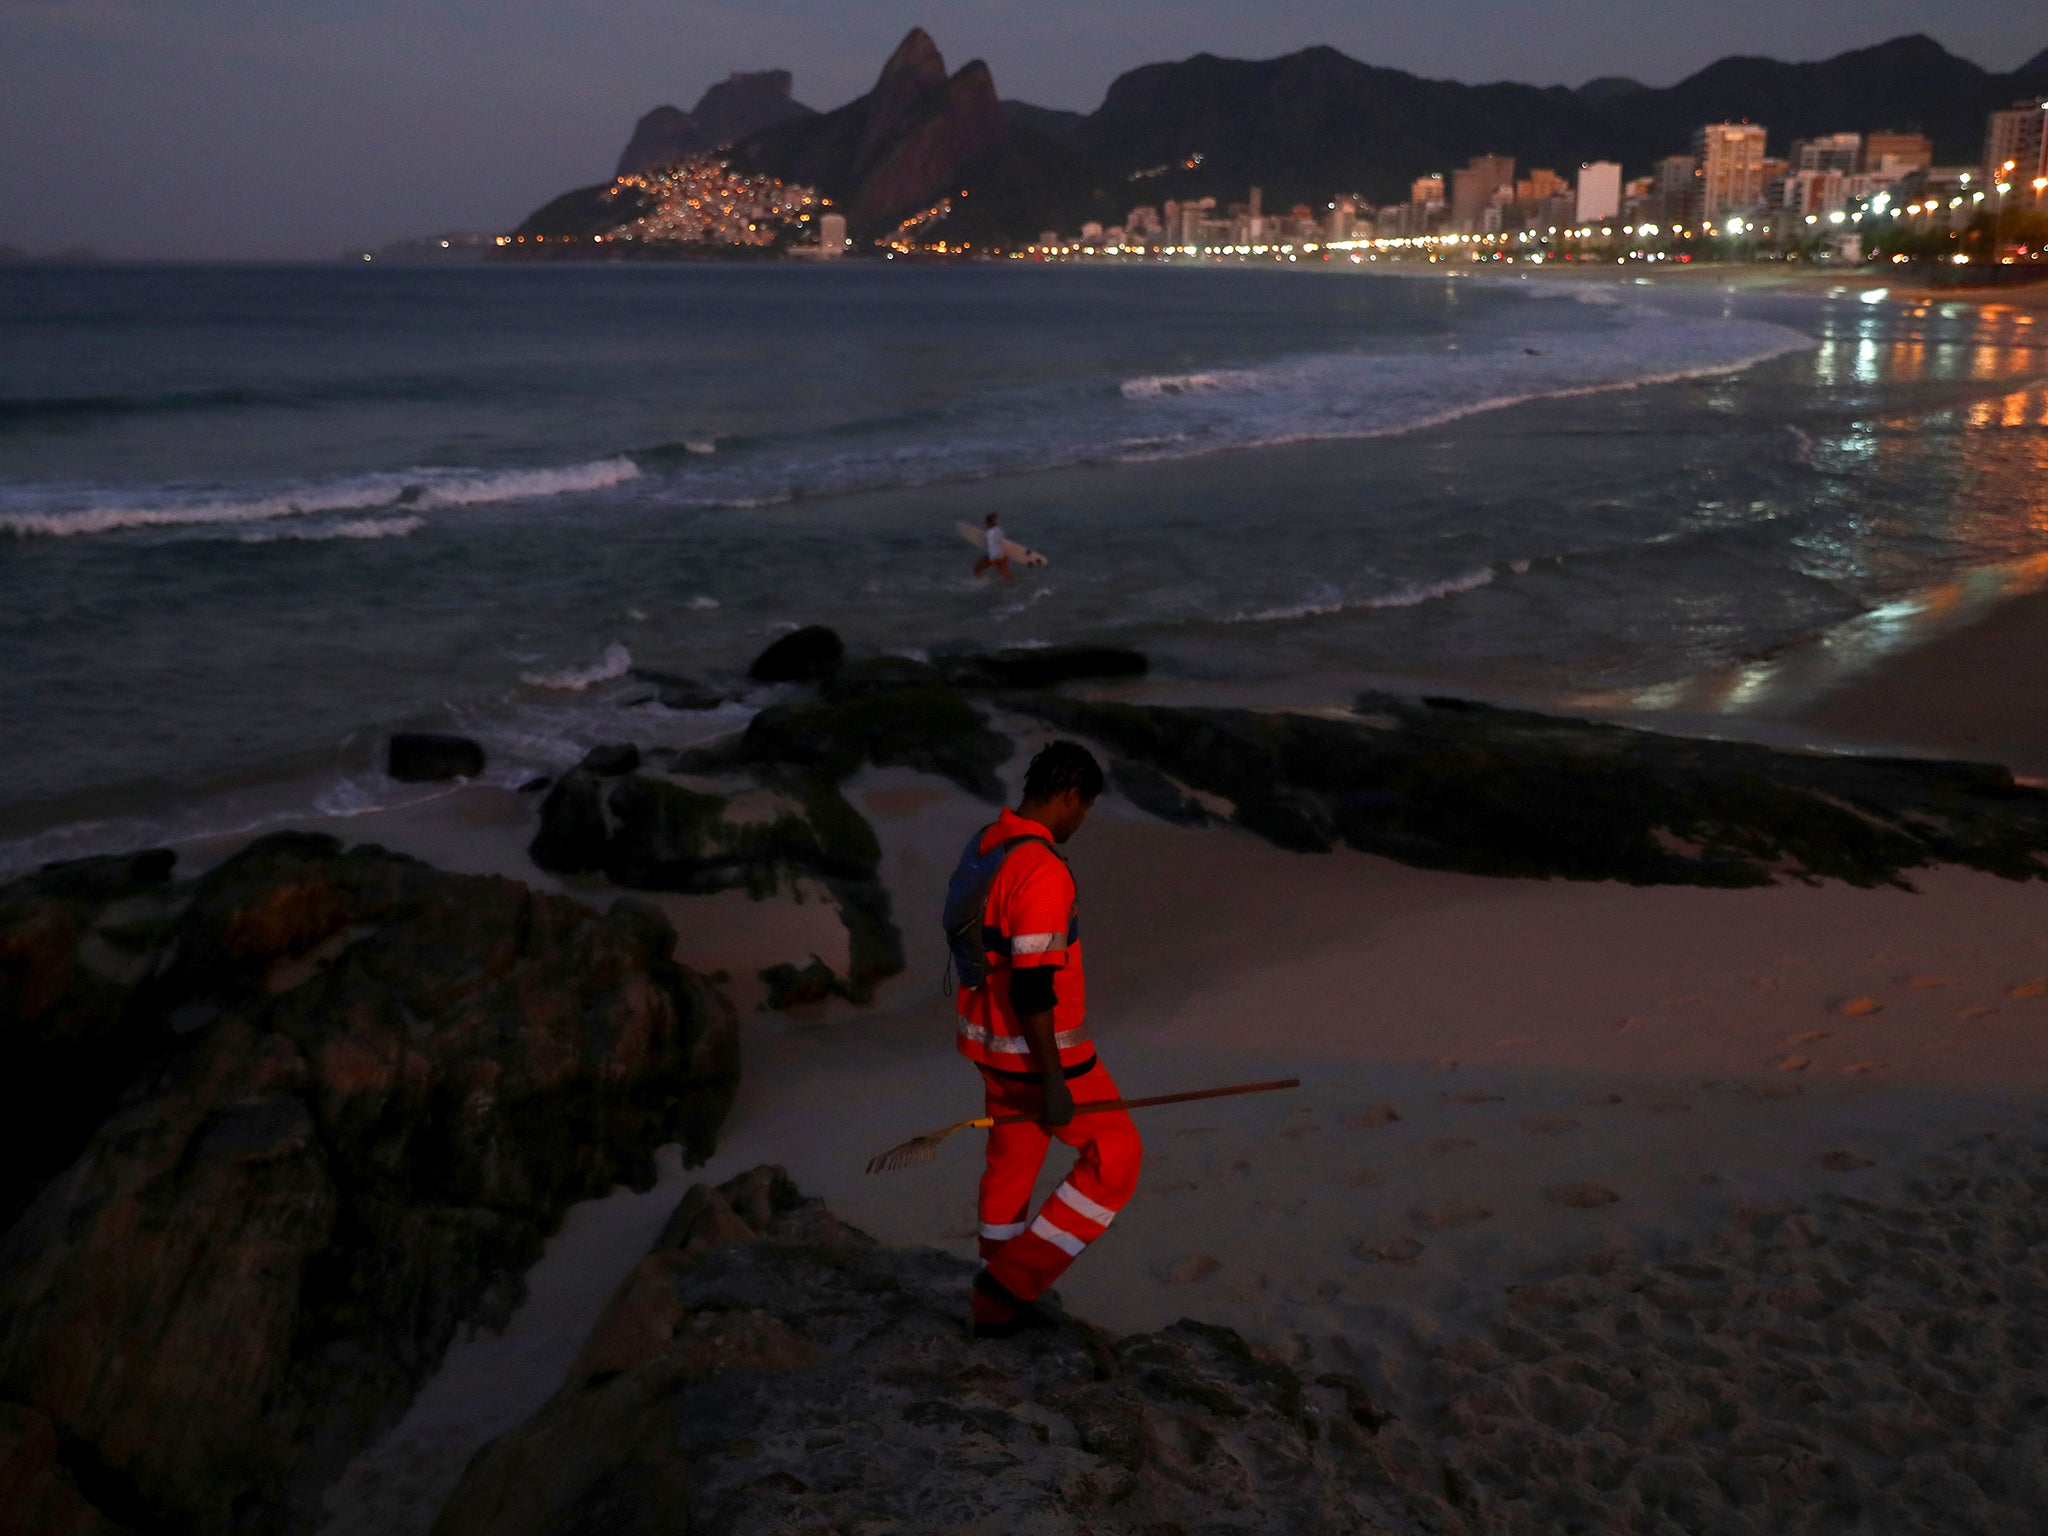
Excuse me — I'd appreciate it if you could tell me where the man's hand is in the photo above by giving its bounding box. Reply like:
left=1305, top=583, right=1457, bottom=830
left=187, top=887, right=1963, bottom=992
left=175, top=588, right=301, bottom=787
left=1040, top=1070, right=1076, bottom=1128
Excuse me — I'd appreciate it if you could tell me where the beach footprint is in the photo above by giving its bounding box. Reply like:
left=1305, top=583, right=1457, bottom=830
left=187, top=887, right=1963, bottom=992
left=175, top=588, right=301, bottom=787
left=1522, top=1114, right=1580, bottom=1137
left=1334, top=1168, right=1387, bottom=1189
left=1153, top=1253, right=1222, bottom=1284
left=1352, top=1235, right=1426, bottom=1263
left=1342, top=1105, right=1400, bottom=1129
left=1543, top=1182, right=1620, bottom=1209
left=1833, top=996, right=1884, bottom=1017
left=1411, top=1201, right=1492, bottom=1231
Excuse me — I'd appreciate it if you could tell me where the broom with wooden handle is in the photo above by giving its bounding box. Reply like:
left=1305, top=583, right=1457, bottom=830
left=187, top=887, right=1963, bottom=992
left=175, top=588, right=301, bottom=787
left=864, top=1078, right=1301, bottom=1174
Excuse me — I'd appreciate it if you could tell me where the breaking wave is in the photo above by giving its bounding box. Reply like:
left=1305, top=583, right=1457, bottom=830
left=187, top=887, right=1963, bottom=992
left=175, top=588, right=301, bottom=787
left=0, top=457, right=639, bottom=539
left=520, top=642, right=633, bottom=691
left=1225, top=565, right=1506, bottom=624
left=1119, top=371, right=1246, bottom=399
left=657, top=300, right=1814, bottom=511
left=231, top=516, right=424, bottom=544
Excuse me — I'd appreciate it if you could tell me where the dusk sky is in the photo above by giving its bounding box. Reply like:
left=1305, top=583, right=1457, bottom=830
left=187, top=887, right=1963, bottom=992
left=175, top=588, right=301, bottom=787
left=3, top=0, right=2042, bottom=260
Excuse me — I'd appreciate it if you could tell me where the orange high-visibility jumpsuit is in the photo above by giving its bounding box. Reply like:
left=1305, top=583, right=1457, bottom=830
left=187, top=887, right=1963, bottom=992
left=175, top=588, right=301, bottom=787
left=956, top=807, right=1142, bottom=1315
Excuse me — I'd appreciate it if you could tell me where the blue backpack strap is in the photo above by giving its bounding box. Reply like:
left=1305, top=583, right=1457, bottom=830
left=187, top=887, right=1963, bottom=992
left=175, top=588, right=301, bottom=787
left=975, top=835, right=1054, bottom=955
left=942, top=829, right=1056, bottom=996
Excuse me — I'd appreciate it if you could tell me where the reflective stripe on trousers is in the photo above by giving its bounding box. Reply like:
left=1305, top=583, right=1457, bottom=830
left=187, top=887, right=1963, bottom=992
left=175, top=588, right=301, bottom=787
left=975, top=1060, right=1142, bottom=1299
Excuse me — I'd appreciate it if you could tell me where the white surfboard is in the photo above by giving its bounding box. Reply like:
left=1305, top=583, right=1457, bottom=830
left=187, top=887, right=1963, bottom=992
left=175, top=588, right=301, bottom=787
left=955, top=521, right=1049, bottom=568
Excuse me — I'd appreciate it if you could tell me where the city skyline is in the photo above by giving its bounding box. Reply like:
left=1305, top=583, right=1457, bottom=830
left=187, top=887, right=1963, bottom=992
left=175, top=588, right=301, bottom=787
left=3, top=1, right=2045, bottom=260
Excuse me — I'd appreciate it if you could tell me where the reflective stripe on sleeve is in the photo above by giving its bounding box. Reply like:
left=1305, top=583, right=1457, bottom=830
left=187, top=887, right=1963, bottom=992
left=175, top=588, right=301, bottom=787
left=1052, top=1181, right=1118, bottom=1227
left=1029, top=1214, right=1086, bottom=1256
left=1009, top=932, right=1068, bottom=956
left=957, top=1019, right=1090, bottom=1054
left=979, top=1221, right=1028, bottom=1241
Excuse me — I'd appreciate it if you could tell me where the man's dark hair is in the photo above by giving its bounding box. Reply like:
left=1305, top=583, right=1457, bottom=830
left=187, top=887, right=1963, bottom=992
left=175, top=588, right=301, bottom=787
left=1022, top=740, right=1104, bottom=802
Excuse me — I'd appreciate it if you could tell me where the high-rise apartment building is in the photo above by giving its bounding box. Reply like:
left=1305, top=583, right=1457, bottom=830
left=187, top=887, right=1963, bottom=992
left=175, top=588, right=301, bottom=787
left=1451, top=155, right=1515, bottom=232
left=1790, top=134, right=1860, bottom=176
left=1516, top=168, right=1569, bottom=205
left=1576, top=161, right=1622, bottom=223
left=1653, top=155, right=1698, bottom=225
left=1410, top=174, right=1446, bottom=210
left=1693, top=123, right=1769, bottom=220
left=1863, top=132, right=1933, bottom=176
left=1985, top=99, right=2048, bottom=184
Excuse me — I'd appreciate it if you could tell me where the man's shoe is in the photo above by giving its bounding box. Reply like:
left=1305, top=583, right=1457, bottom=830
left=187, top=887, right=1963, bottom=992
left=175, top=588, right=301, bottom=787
left=970, top=1269, right=1058, bottom=1339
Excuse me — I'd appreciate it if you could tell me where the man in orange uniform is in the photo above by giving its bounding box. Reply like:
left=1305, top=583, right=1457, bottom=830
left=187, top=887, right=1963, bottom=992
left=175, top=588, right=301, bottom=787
left=958, top=740, right=1142, bottom=1337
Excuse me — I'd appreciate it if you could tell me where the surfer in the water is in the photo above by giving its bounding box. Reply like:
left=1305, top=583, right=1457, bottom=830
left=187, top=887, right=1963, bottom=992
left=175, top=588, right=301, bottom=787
left=974, top=512, right=1013, bottom=582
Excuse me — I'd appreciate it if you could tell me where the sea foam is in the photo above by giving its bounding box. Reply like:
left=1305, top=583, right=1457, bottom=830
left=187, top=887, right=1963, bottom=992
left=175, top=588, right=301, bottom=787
left=0, top=457, right=639, bottom=539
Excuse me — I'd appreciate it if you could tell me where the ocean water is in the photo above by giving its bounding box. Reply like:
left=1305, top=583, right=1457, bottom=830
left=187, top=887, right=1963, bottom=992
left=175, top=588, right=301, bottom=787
left=3, top=261, right=2046, bottom=870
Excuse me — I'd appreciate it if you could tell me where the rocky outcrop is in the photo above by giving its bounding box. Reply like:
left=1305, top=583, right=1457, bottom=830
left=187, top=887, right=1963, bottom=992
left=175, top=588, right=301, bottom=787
left=614, top=105, right=703, bottom=178
left=0, top=848, right=183, bottom=1232
left=746, top=624, right=843, bottom=683
left=615, top=72, right=815, bottom=177
left=0, top=834, right=738, bottom=1536
left=529, top=767, right=905, bottom=1005
left=578, top=741, right=640, bottom=777
left=728, top=654, right=1014, bottom=800
left=938, top=643, right=1148, bottom=691
left=386, top=733, right=484, bottom=782
left=433, top=1168, right=1408, bottom=1536
left=730, top=29, right=1014, bottom=237
left=1022, top=691, right=2048, bottom=888
left=627, top=666, right=724, bottom=710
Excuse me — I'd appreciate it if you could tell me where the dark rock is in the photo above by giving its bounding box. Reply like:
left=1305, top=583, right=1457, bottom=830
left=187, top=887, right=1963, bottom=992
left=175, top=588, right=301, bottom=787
left=629, top=668, right=726, bottom=711
left=602, top=772, right=880, bottom=895
left=1017, top=692, right=2048, bottom=888
left=0, top=1402, right=132, bottom=1536
left=0, top=850, right=187, bottom=1229
left=529, top=771, right=610, bottom=875
left=387, top=733, right=486, bottom=783
left=579, top=742, right=642, bottom=777
left=738, top=682, right=1011, bottom=800
left=746, top=626, right=843, bottom=684
left=432, top=1169, right=1406, bottom=1536
left=527, top=765, right=907, bottom=1009
left=0, top=833, right=738, bottom=1536
left=1110, top=758, right=1208, bottom=826
left=758, top=956, right=839, bottom=1009
left=938, top=644, right=1149, bottom=691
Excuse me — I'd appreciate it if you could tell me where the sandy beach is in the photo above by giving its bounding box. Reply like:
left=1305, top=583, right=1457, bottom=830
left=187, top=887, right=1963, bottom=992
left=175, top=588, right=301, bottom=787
left=296, top=649, right=2048, bottom=1532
